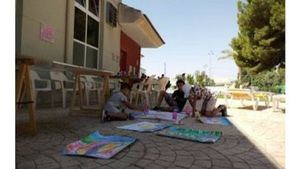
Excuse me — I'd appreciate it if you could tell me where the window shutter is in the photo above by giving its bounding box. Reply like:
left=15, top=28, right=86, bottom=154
left=106, top=2, right=117, bottom=27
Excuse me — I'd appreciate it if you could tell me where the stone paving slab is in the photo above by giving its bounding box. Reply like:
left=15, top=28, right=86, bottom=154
left=16, top=103, right=284, bottom=169
left=216, top=99, right=285, bottom=169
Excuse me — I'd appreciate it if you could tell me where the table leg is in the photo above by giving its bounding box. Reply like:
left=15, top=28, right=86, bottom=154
left=24, top=65, right=37, bottom=135
left=77, top=74, right=83, bottom=109
left=99, top=75, right=109, bottom=118
left=70, top=73, right=80, bottom=115
left=16, top=64, right=26, bottom=103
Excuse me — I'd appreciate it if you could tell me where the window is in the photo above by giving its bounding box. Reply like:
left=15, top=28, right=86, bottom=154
left=86, top=47, right=98, bottom=68
left=89, top=0, right=99, bottom=16
left=76, top=0, right=86, bottom=7
left=74, top=8, right=86, bottom=42
left=73, top=0, right=100, bottom=69
left=87, top=16, right=99, bottom=47
left=106, top=2, right=117, bottom=27
left=73, top=42, right=85, bottom=66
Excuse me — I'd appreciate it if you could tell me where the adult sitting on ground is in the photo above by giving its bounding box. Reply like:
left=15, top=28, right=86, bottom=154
left=153, top=79, right=194, bottom=112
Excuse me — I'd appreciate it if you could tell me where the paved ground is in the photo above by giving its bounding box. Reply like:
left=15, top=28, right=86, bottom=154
left=217, top=99, right=285, bottom=169
left=16, top=99, right=285, bottom=169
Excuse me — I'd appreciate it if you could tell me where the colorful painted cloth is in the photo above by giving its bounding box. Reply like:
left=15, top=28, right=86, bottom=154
left=132, top=110, right=187, bottom=124
left=117, top=122, right=170, bottom=132
left=157, top=126, right=222, bottom=143
left=199, top=116, right=231, bottom=126
left=63, top=131, right=135, bottom=159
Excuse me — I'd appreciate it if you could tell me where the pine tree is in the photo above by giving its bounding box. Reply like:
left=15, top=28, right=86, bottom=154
left=231, top=0, right=285, bottom=73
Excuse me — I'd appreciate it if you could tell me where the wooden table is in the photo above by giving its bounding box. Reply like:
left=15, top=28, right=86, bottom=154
left=52, top=61, right=113, bottom=117
left=16, top=58, right=113, bottom=135
left=16, top=58, right=37, bottom=135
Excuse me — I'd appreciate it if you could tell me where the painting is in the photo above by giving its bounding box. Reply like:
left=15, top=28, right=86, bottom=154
left=132, top=110, right=187, bottom=124
left=117, top=121, right=170, bottom=132
left=63, top=131, right=136, bottom=159
left=40, top=24, right=55, bottom=43
left=199, top=116, right=231, bottom=126
left=157, top=126, right=222, bottom=143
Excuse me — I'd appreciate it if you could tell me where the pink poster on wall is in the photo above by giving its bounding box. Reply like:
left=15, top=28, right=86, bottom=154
left=40, top=24, right=55, bottom=43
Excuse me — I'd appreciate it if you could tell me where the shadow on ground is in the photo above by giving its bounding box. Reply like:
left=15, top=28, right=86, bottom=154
left=16, top=108, right=282, bottom=169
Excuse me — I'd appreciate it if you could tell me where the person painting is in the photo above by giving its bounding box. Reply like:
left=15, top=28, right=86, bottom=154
left=153, top=79, right=193, bottom=112
left=102, top=83, right=142, bottom=121
left=193, top=87, right=227, bottom=117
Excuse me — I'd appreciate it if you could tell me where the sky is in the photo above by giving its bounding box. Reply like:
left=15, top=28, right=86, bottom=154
left=123, top=0, right=239, bottom=82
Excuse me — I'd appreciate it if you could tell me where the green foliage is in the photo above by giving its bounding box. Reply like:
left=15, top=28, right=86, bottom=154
left=186, top=74, right=195, bottom=85
left=193, top=71, right=215, bottom=86
left=175, top=74, right=182, bottom=81
left=231, top=0, right=285, bottom=73
left=239, top=68, right=285, bottom=93
left=174, top=71, right=215, bottom=87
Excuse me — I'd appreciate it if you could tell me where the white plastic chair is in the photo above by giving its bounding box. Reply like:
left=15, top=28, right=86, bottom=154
left=272, top=94, right=285, bottom=112
left=82, top=75, right=103, bottom=106
left=135, top=75, right=156, bottom=107
left=151, top=77, right=170, bottom=105
left=50, top=71, right=79, bottom=108
left=151, top=79, right=160, bottom=104
left=30, top=70, right=52, bottom=108
left=130, top=82, right=143, bottom=104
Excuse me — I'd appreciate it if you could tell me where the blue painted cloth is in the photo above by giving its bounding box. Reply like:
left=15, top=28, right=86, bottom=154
left=199, top=116, right=231, bottom=126
left=64, top=131, right=136, bottom=159
left=117, top=121, right=170, bottom=132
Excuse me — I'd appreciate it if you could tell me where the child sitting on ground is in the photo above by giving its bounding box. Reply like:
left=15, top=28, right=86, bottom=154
left=102, top=83, right=142, bottom=121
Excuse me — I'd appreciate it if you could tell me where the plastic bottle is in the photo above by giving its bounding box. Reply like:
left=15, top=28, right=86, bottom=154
left=185, top=107, right=192, bottom=117
left=172, top=108, right=178, bottom=122
left=144, top=103, right=149, bottom=115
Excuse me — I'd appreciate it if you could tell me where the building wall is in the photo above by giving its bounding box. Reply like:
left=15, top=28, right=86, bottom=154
left=16, top=0, right=23, bottom=57
left=120, top=31, right=141, bottom=75
left=18, top=0, right=67, bottom=62
left=100, top=0, right=121, bottom=73
left=16, top=0, right=122, bottom=74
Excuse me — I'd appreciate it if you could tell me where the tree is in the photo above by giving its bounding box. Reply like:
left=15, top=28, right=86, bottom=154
left=175, top=71, right=215, bottom=86
left=231, top=0, right=285, bottom=73
left=186, top=74, right=195, bottom=85
left=195, top=71, right=215, bottom=87
left=175, top=74, right=182, bottom=81
left=239, top=68, right=285, bottom=93
left=195, top=71, right=205, bottom=86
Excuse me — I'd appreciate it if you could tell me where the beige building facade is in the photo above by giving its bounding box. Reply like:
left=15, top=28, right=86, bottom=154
left=16, top=0, right=164, bottom=74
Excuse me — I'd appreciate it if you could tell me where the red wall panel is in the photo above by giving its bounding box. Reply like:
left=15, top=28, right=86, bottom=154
left=120, top=31, right=141, bottom=75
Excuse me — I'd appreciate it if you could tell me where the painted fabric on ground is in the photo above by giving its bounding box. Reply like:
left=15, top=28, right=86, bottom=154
left=132, top=110, right=187, bottom=124
left=157, top=126, right=222, bottom=143
left=117, top=121, right=170, bottom=132
left=64, top=131, right=135, bottom=159
left=199, top=116, right=231, bottom=126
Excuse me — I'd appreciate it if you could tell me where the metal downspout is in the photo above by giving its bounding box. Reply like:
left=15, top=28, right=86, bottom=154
left=64, top=0, right=69, bottom=63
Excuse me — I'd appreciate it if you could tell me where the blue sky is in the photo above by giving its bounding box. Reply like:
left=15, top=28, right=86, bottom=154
left=123, top=0, right=239, bottom=82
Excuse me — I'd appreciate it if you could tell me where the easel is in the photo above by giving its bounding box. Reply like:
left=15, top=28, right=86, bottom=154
left=16, top=58, right=37, bottom=135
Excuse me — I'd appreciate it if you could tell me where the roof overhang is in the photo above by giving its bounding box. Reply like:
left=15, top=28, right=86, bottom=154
left=119, top=3, right=165, bottom=48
